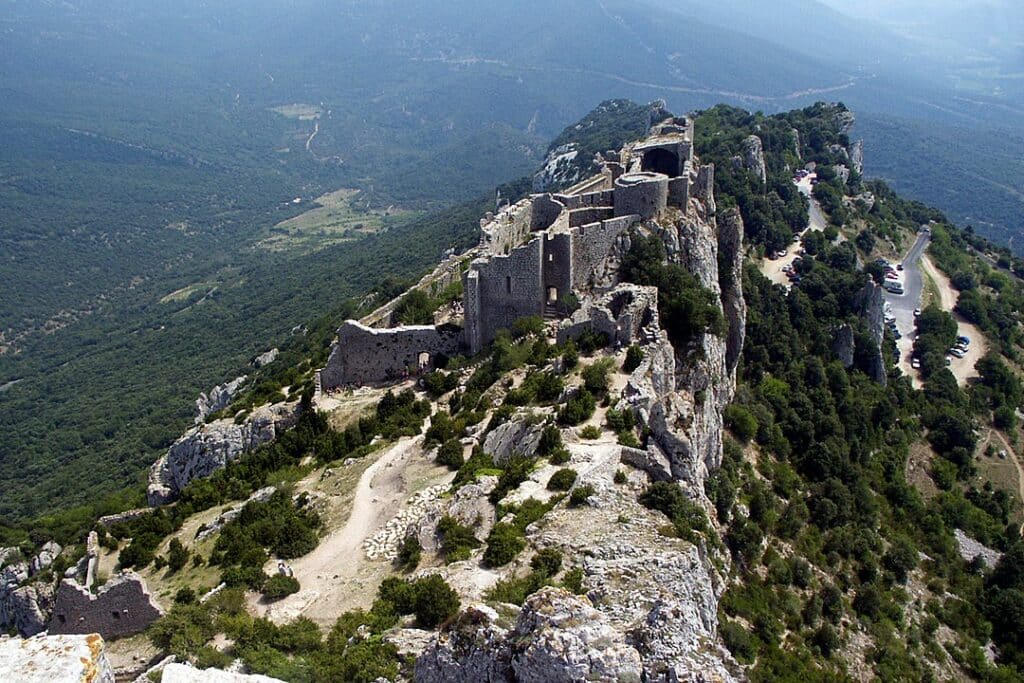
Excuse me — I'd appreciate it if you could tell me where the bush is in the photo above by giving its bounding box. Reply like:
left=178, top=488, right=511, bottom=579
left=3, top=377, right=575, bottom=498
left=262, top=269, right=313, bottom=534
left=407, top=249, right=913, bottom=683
left=167, top=538, right=189, bottom=573
left=547, top=468, right=578, bottom=491
left=411, top=575, right=460, bottom=628
left=437, top=516, right=480, bottom=562
left=579, top=425, right=601, bottom=440
left=581, top=359, right=614, bottom=395
left=623, top=345, right=644, bottom=372
left=569, top=484, right=595, bottom=507
left=436, top=439, right=465, bottom=470
left=483, top=523, right=526, bottom=567
left=724, top=404, right=758, bottom=443
left=614, top=470, right=628, bottom=484
left=558, top=390, right=596, bottom=425
left=262, top=574, right=300, bottom=601
left=562, top=566, right=585, bottom=594
left=396, top=535, right=421, bottom=571
left=174, top=587, right=196, bottom=605
left=720, top=618, right=757, bottom=664
left=530, top=548, right=563, bottom=577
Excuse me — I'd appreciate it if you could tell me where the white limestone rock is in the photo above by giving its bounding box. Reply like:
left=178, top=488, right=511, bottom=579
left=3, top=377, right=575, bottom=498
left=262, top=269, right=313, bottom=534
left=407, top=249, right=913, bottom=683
left=161, top=662, right=286, bottom=682
left=148, top=402, right=299, bottom=505
left=0, top=633, right=115, bottom=683
left=29, top=541, right=62, bottom=576
left=195, top=375, right=248, bottom=424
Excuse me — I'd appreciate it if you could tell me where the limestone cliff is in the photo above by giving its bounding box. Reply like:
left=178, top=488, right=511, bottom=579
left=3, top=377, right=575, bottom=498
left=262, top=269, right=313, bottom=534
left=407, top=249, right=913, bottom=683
left=147, top=402, right=298, bottom=505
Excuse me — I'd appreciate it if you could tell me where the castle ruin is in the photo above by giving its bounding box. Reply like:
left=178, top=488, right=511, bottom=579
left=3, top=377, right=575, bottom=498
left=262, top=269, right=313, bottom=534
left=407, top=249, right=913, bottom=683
left=320, top=117, right=712, bottom=389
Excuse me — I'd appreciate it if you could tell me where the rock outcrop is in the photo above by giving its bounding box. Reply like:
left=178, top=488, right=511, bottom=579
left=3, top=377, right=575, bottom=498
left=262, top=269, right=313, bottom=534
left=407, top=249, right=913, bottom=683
left=482, top=418, right=545, bottom=466
left=195, top=375, right=247, bottom=424
left=855, top=280, right=888, bottom=385
left=1, top=543, right=64, bottom=637
left=148, top=402, right=299, bottom=505
left=731, top=134, right=766, bottom=185
left=252, top=348, right=279, bottom=368
left=0, top=633, right=115, bottom=683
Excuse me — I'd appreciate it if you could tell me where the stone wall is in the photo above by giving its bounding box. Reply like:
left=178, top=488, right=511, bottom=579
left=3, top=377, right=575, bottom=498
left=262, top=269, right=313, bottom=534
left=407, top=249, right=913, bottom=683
left=320, top=321, right=463, bottom=387
left=554, top=188, right=614, bottom=210
left=568, top=206, right=613, bottom=228
left=541, top=233, right=573, bottom=314
left=557, top=284, right=659, bottom=347
left=480, top=199, right=533, bottom=256
left=50, top=572, right=163, bottom=640
left=695, top=164, right=715, bottom=215
left=570, top=216, right=636, bottom=290
left=464, top=238, right=544, bottom=353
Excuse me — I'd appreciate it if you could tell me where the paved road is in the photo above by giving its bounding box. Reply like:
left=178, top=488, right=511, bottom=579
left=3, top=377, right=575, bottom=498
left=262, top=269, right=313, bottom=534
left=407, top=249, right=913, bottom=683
left=885, top=232, right=929, bottom=383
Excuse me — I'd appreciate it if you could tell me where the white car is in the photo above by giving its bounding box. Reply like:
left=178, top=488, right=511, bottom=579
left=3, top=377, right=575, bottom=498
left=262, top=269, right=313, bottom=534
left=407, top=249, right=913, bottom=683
left=950, top=347, right=966, bottom=359
left=911, top=358, right=921, bottom=369
left=913, top=308, right=921, bottom=318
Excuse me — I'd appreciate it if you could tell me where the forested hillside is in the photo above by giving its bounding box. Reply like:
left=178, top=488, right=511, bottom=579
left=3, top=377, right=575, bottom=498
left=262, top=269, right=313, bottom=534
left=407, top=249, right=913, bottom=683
left=695, top=104, right=1024, bottom=680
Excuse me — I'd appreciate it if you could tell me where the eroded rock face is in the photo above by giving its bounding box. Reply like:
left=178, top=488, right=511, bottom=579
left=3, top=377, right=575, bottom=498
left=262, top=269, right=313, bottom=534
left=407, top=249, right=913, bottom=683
left=718, top=208, right=747, bottom=379
left=856, top=280, right=887, bottom=385
left=29, top=541, right=61, bottom=576
left=415, top=604, right=513, bottom=682
left=195, top=375, right=247, bottom=424
left=742, top=135, right=767, bottom=186
left=483, top=418, right=545, bottom=466
left=148, top=402, right=299, bottom=505
left=3, top=582, right=54, bottom=637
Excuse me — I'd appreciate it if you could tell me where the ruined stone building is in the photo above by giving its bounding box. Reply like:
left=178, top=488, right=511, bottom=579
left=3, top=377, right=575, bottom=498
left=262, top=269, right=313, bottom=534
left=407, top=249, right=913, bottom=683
left=320, top=117, right=716, bottom=388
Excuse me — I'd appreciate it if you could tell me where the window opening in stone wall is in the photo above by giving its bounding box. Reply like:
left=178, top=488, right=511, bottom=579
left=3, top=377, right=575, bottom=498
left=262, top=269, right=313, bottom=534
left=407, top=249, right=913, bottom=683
left=57, top=614, right=66, bottom=624
left=418, top=352, right=431, bottom=369
left=547, top=287, right=559, bottom=303
left=506, top=276, right=512, bottom=294
left=112, top=611, right=120, bottom=619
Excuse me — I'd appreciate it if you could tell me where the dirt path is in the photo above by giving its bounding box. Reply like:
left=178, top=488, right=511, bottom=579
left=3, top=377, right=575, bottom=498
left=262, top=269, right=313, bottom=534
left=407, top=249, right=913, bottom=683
left=921, top=255, right=987, bottom=386
left=256, top=436, right=429, bottom=625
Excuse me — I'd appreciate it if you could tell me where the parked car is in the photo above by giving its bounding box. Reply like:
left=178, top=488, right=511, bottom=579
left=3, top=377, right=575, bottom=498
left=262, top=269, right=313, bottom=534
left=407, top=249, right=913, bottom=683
left=897, top=263, right=904, bottom=271
left=945, top=356, right=952, bottom=366
left=950, top=347, right=966, bottom=358
left=957, top=335, right=970, bottom=345
left=913, top=308, right=921, bottom=318
left=911, top=358, right=921, bottom=369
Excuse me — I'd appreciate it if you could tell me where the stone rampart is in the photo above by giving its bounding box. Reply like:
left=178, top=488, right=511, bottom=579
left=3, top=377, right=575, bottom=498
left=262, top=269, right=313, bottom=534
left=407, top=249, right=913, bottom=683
left=321, top=321, right=463, bottom=387
left=50, top=572, right=163, bottom=640
left=360, top=254, right=468, bottom=329
left=464, top=238, right=544, bottom=353
left=568, top=207, right=614, bottom=228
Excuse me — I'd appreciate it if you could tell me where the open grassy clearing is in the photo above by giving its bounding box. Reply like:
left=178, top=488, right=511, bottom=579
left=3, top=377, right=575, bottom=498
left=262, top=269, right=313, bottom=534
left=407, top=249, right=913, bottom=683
left=255, top=189, right=414, bottom=253
left=159, top=281, right=215, bottom=304
left=269, top=103, right=322, bottom=120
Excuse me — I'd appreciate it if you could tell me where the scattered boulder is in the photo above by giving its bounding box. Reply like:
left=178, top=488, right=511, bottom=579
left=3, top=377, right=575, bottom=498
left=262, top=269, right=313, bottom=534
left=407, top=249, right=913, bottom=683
left=483, top=418, right=545, bottom=466
left=161, top=662, right=286, bottom=682
left=29, top=541, right=62, bottom=576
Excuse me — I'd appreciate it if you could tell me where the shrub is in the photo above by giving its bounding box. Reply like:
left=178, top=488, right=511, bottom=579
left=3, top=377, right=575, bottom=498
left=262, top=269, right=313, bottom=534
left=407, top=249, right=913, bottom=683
left=489, top=455, right=536, bottom=504
left=558, top=390, right=596, bottom=426
left=411, top=575, right=460, bottom=628
left=614, top=470, right=628, bottom=484
left=720, top=618, right=757, bottom=664
left=483, top=523, right=526, bottom=567
left=562, top=339, right=579, bottom=369
left=396, top=535, right=421, bottom=571
left=530, top=548, right=563, bottom=577
left=579, top=425, right=601, bottom=440
left=562, top=566, right=585, bottom=594
left=262, top=574, right=300, bottom=601
left=174, top=587, right=196, bottom=605
left=581, top=359, right=614, bottom=395
left=569, top=484, right=595, bottom=507
left=512, top=316, right=545, bottom=339
left=623, top=344, right=644, bottom=372
left=167, top=538, right=189, bottom=573
left=724, top=404, right=758, bottom=443
left=437, top=516, right=480, bottom=562
left=547, top=468, right=578, bottom=491
left=436, top=439, right=465, bottom=470
left=486, top=571, right=548, bottom=605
